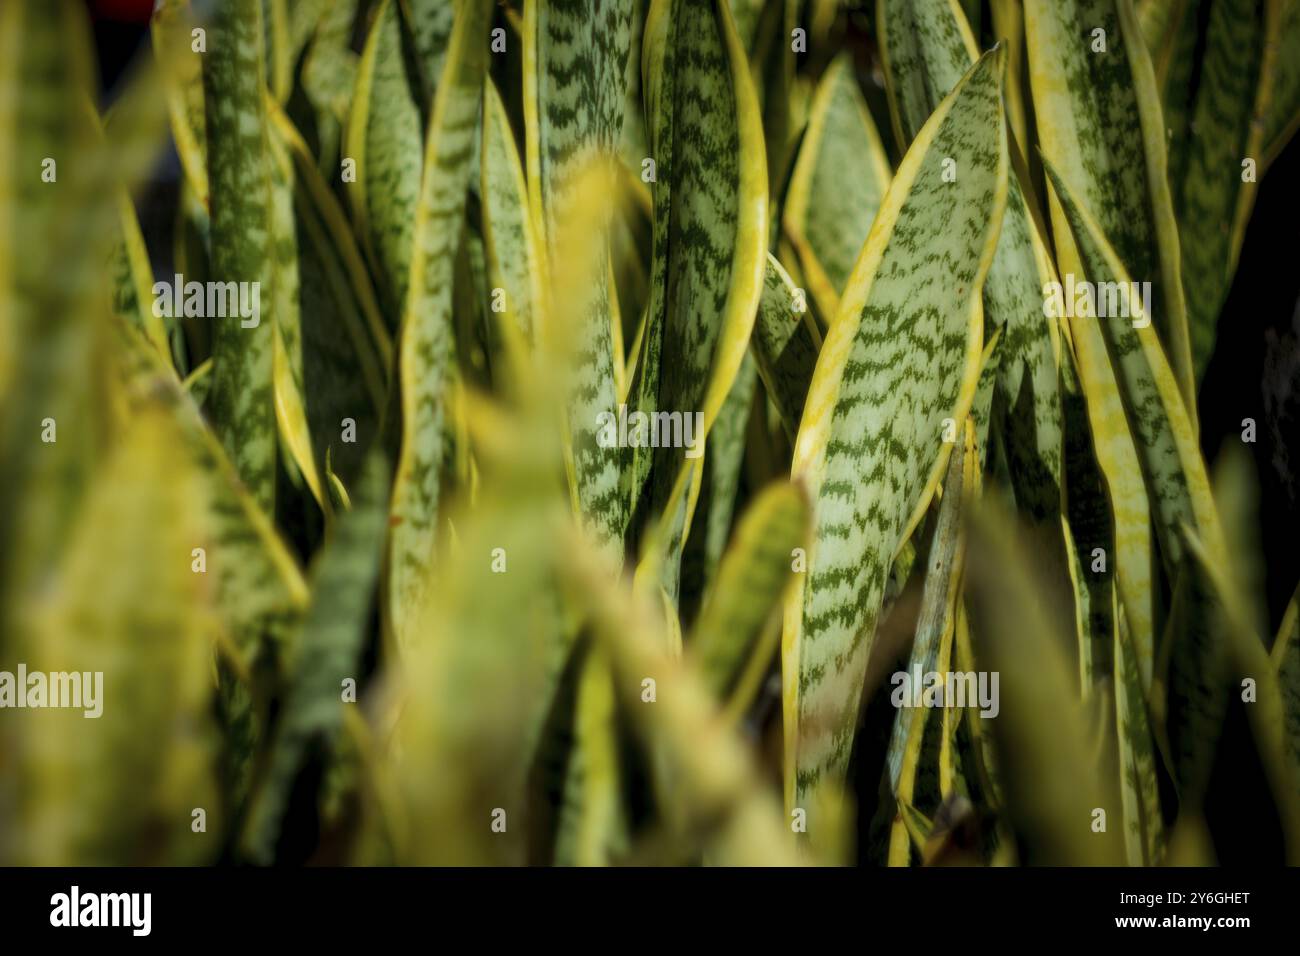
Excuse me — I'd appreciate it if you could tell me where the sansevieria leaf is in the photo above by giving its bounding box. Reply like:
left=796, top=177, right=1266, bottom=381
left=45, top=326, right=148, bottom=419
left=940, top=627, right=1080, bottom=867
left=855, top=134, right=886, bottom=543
left=750, top=254, right=821, bottom=442
left=1174, top=0, right=1275, bottom=381
left=880, top=0, right=1065, bottom=524
left=784, top=48, right=1009, bottom=814
left=1046, top=161, right=1233, bottom=805
left=17, top=405, right=220, bottom=865
left=203, top=0, right=277, bottom=513
left=346, top=0, right=425, bottom=318
left=1261, top=0, right=1300, bottom=167
left=1275, top=581, right=1300, bottom=771
left=525, top=0, right=635, bottom=550
left=387, top=0, right=492, bottom=648
left=243, top=451, right=391, bottom=863
left=783, top=53, right=892, bottom=322
left=1025, top=0, right=1195, bottom=418
left=634, top=0, right=768, bottom=582
left=480, top=77, right=544, bottom=369
left=689, top=480, right=810, bottom=707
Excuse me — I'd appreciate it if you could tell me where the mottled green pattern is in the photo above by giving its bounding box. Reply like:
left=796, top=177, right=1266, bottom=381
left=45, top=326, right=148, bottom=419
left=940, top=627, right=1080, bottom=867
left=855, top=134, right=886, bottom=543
left=301, top=0, right=360, bottom=126
left=784, top=54, right=891, bottom=319
left=879, top=0, right=977, bottom=148
left=1115, top=618, right=1164, bottom=864
left=243, top=452, right=390, bottom=863
left=792, top=51, right=1008, bottom=803
left=1176, top=0, right=1268, bottom=381
left=882, top=0, right=1064, bottom=523
left=529, top=0, right=635, bottom=548
left=203, top=0, right=277, bottom=512
left=1025, top=0, right=1194, bottom=411
left=408, top=0, right=457, bottom=103
left=886, top=435, right=967, bottom=794
left=640, top=0, right=761, bottom=524
left=750, top=254, right=820, bottom=440
left=1263, top=0, right=1300, bottom=164
left=388, top=0, right=492, bottom=647
left=1046, top=163, right=1218, bottom=574
left=348, top=0, right=424, bottom=317
left=480, top=78, right=541, bottom=350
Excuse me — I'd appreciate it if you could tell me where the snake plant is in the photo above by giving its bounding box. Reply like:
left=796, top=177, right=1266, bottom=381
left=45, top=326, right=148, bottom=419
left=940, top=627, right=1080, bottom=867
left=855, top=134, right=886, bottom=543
left=0, top=0, right=1297, bottom=867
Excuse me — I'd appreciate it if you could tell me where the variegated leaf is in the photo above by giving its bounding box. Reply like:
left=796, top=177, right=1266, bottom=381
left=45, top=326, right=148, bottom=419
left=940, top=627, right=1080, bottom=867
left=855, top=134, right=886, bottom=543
left=689, top=480, right=810, bottom=708
left=203, top=0, right=278, bottom=513
left=750, top=254, right=821, bottom=443
left=1174, top=0, right=1274, bottom=382
left=633, top=0, right=768, bottom=584
left=242, top=451, right=390, bottom=863
left=1025, top=0, right=1196, bottom=416
left=346, top=0, right=425, bottom=319
left=387, top=0, right=492, bottom=649
left=783, top=54, right=892, bottom=323
left=784, top=49, right=1009, bottom=813
left=880, top=0, right=1066, bottom=524
left=525, top=0, right=636, bottom=550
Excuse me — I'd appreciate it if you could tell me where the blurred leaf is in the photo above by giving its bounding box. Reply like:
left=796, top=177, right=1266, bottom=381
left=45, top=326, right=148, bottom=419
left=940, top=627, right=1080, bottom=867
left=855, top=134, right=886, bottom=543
left=525, top=0, right=636, bottom=551
left=567, top=529, right=800, bottom=865
left=203, top=0, right=279, bottom=512
left=0, top=0, right=112, bottom=610
left=1261, top=0, right=1300, bottom=167
left=152, top=0, right=209, bottom=206
left=1274, top=582, right=1300, bottom=771
left=242, top=451, right=391, bottom=863
left=688, top=480, right=809, bottom=710
left=17, top=404, right=220, bottom=865
left=965, top=502, right=1127, bottom=865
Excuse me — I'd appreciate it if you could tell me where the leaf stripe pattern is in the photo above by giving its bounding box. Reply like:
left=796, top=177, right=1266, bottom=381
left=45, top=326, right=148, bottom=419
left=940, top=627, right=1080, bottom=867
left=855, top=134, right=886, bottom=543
left=525, top=0, right=635, bottom=551
left=880, top=0, right=1064, bottom=523
left=388, top=0, right=492, bottom=648
left=1262, top=0, right=1300, bottom=166
left=1175, top=0, right=1272, bottom=381
left=636, top=0, right=768, bottom=576
left=202, top=0, right=278, bottom=513
left=346, top=0, right=425, bottom=319
left=785, top=49, right=1009, bottom=812
left=1025, top=0, right=1195, bottom=418
left=480, top=77, right=543, bottom=363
